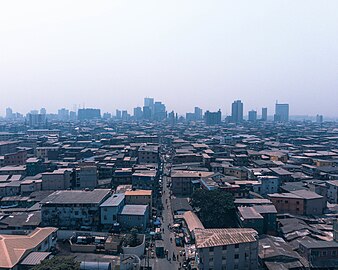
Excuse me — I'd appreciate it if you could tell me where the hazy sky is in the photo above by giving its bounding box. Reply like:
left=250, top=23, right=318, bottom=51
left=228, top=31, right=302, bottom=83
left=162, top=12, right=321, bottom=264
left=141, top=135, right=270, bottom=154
left=1, top=0, right=338, bottom=116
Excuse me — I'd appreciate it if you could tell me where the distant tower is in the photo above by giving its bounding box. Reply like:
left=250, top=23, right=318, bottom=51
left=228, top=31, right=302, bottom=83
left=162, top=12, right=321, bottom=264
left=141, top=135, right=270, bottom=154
left=248, top=110, right=257, bottom=122
left=274, top=102, right=289, bottom=122
left=261, top=108, right=267, bottom=121
left=5, top=108, right=13, bottom=119
left=231, top=100, right=243, bottom=123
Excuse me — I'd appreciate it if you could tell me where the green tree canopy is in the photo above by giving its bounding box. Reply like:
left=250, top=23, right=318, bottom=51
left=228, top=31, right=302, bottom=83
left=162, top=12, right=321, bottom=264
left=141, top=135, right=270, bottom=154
left=32, top=256, right=80, bottom=270
left=191, top=189, right=237, bottom=228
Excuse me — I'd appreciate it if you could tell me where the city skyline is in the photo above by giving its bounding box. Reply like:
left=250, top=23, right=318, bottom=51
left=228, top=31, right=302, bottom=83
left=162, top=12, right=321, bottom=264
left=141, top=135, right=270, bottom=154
left=1, top=1, right=338, bottom=117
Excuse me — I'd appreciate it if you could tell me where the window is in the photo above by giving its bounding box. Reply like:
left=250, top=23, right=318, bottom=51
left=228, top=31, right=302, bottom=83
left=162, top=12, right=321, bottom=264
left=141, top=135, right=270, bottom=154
left=284, top=200, right=288, bottom=204
left=235, top=244, right=239, bottom=248
left=209, top=247, right=214, bottom=252
left=234, top=254, right=239, bottom=259
left=222, top=245, right=227, bottom=250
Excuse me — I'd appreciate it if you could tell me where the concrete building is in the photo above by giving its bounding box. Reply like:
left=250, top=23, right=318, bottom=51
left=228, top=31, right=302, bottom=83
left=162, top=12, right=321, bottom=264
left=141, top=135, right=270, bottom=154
left=268, top=189, right=325, bottom=216
left=125, top=190, right=152, bottom=218
left=75, top=163, right=98, bottom=189
left=0, top=227, right=57, bottom=270
left=138, top=144, right=159, bottom=164
left=298, top=239, right=338, bottom=268
left=274, top=103, right=289, bottom=122
left=132, top=171, right=157, bottom=191
left=238, top=207, right=264, bottom=234
left=78, top=108, right=101, bottom=120
left=195, top=228, right=258, bottom=270
left=261, top=107, right=267, bottom=121
left=40, top=189, right=111, bottom=229
left=100, top=193, right=125, bottom=227
left=327, top=180, right=338, bottom=204
left=231, top=100, right=244, bottom=123
left=170, top=170, right=214, bottom=196
left=248, top=110, right=257, bottom=122
left=41, top=168, right=73, bottom=190
left=119, top=204, right=149, bottom=231
left=204, top=110, right=221, bottom=125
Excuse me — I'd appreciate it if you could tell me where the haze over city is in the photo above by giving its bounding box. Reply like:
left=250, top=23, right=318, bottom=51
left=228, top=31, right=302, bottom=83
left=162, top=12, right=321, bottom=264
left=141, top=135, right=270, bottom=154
left=1, top=0, right=338, bottom=117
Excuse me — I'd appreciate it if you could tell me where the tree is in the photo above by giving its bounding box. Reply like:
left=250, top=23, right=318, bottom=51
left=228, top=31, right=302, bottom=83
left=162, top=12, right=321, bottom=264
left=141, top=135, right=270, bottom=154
left=125, top=227, right=141, bottom=247
left=32, top=256, right=80, bottom=270
left=191, top=189, right=237, bottom=228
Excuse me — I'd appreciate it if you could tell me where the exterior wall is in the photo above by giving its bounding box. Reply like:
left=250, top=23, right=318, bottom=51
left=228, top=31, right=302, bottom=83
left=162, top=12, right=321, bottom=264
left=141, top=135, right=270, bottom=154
left=132, top=176, right=155, bottom=190
left=256, top=176, right=280, bottom=197
left=197, top=241, right=258, bottom=270
left=269, top=196, right=305, bottom=215
left=118, top=208, right=149, bottom=231
left=101, top=200, right=125, bottom=225
left=304, top=197, right=325, bottom=215
left=171, top=176, right=199, bottom=196
left=42, top=171, right=72, bottom=190
left=327, top=182, right=338, bottom=204
left=138, top=151, right=159, bottom=164
left=4, top=150, right=27, bottom=166
left=41, top=204, right=102, bottom=229
left=77, top=166, right=97, bottom=189
left=299, top=245, right=338, bottom=264
left=240, top=219, right=264, bottom=235
left=125, top=194, right=152, bottom=217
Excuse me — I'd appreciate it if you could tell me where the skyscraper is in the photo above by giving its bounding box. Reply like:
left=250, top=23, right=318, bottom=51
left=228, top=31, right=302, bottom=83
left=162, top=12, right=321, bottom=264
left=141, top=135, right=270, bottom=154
left=194, top=107, right=203, bottom=120
left=205, top=110, right=221, bottom=125
left=231, top=100, right=243, bottom=123
left=274, top=103, right=289, bottom=122
left=133, top=107, right=143, bottom=120
left=248, top=110, right=257, bottom=122
left=261, top=108, right=268, bottom=121
left=5, top=108, right=13, bottom=119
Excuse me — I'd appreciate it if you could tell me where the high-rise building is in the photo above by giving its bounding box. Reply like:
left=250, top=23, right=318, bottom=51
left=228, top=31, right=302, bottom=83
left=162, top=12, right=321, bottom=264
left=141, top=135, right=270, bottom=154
left=316, top=114, right=323, bottom=124
left=205, top=110, right=222, bottom=125
left=231, top=100, right=244, bottom=123
left=261, top=108, right=268, bottom=121
left=274, top=103, right=289, bottom=122
left=58, top=108, right=69, bottom=121
left=248, top=110, right=257, bottom=121
left=77, top=108, right=101, bottom=120
left=5, top=108, right=13, bottom=119
left=144, top=97, right=154, bottom=109
left=121, top=110, right=130, bottom=121
left=194, top=107, right=203, bottom=120
left=116, top=110, right=122, bottom=119
left=40, top=108, right=46, bottom=115
left=103, top=112, right=112, bottom=119
left=133, top=107, right=143, bottom=120
left=27, top=113, right=46, bottom=128
left=153, top=101, right=166, bottom=121
left=143, top=106, right=151, bottom=120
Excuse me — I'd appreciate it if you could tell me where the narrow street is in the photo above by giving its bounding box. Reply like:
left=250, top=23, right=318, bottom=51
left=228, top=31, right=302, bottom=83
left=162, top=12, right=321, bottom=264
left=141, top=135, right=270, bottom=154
left=152, top=160, right=183, bottom=270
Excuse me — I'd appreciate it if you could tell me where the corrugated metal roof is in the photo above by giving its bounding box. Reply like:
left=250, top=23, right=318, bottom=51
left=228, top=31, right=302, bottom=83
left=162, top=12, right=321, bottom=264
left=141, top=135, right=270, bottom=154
left=195, top=228, right=257, bottom=249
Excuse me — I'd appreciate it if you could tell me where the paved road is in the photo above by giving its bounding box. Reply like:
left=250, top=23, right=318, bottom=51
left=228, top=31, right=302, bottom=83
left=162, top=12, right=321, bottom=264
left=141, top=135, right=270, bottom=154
left=152, top=162, right=183, bottom=270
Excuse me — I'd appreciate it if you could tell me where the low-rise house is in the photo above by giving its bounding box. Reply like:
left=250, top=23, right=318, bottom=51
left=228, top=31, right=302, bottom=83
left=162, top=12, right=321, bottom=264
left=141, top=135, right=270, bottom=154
left=238, top=207, right=264, bottom=234
left=298, top=239, right=338, bottom=269
left=41, top=168, right=73, bottom=190
left=119, top=204, right=149, bottom=231
left=268, top=189, right=325, bottom=216
left=125, top=189, right=152, bottom=218
left=132, top=170, right=156, bottom=191
left=327, top=180, right=338, bottom=204
left=100, top=193, right=125, bottom=227
left=0, top=227, right=57, bottom=270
